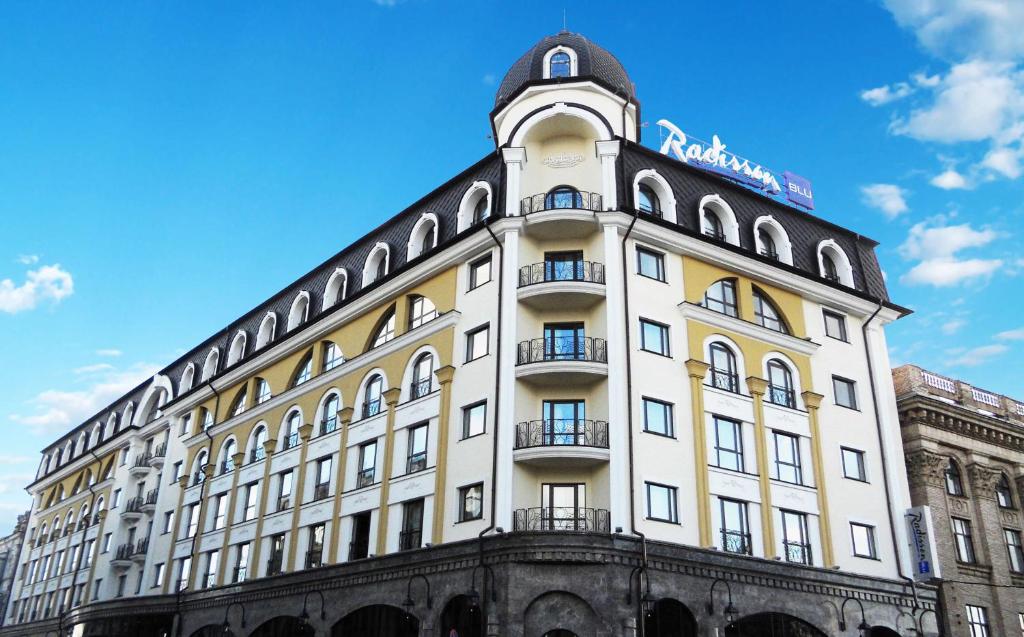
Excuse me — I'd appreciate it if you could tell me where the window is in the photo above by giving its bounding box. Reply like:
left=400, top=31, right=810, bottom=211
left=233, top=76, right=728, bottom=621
left=703, top=279, right=738, bottom=317
left=945, top=459, right=965, bottom=496
left=709, top=343, right=739, bottom=393
left=116, top=575, right=126, bottom=597
left=544, top=185, right=582, bottom=209
left=179, top=414, right=191, bottom=437
left=822, top=252, right=840, bottom=282
left=407, top=424, right=428, bottom=474
left=702, top=209, right=725, bottom=240
left=781, top=510, right=811, bottom=565
left=642, top=398, right=673, bottom=437
left=418, top=221, right=435, bottom=255
left=321, top=395, right=340, bottom=435
left=952, top=517, right=976, bottom=563
left=163, top=511, right=174, bottom=534
left=371, top=310, right=396, bottom=348
left=185, top=504, right=199, bottom=538
left=230, top=388, right=247, bottom=417
left=753, top=290, right=788, bottom=334
left=102, top=533, right=112, bottom=553
left=832, top=376, right=858, bottom=409
left=638, top=183, right=661, bottom=216
left=313, top=457, right=331, bottom=501
left=646, top=482, right=678, bottom=523
left=823, top=310, right=848, bottom=341
left=250, top=427, right=268, bottom=463
left=850, top=523, right=877, bottom=558
left=278, top=471, right=293, bottom=511
left=291, top=353, right=312, bottom=388
left=966, top=605, right=990, bottom=637
left=469, top=256, right=491, bottom=289
left=997, top=474, right=1015, bottom=509
left=267, top=534, right=285, bottom=576
left=636, top=247, right=665, bottom=281
left=282, top=412, right=301, bottom=449
left=639, top=319, right=670, bottom=356
left=472, top=194, right=489, bottom=224
left=375, top=254, right=386, bottom=280
left=400, top=499, right=425, bottom=551
left=243, top=483, right=258, bottom=521
left=758, top=227, right=778, bottom=259
left=357, top=442, right=377, bottom=488
left=465, top=325, right=490, bottom=362
left=221, top=439, right=237, bottom=473
left=254, top=378, right=271, bottom=404
left=462, top=401, right=486, bottom=439
left=712, top=417, right=743, bottom=472
left=411, top=353, right=434, bottom=399
left=306, top=524, right=325, bottom=568
left=841, top=448, right=867, bottom=482
left=772, top=431, right=802, bottom=485
left=1005, top=528, right=1024, bottom=572
left=766, top=360, right=795, bottom=408
left=720, top=498, right=751, bottom=555
left=458, top=483, right=483, bottom=522
left=233, top=543, right=250, bottom=583
left=321, top=342, right=343, bottom=373
left=549, top=50, right=571, bottom=78
left=543, top=251, right=584, bottom=282
left=151, top=562, right=164, bottom=588
left=201, top=408, right=214, bottom=431
left=408, top=295, right=437, bottom=330
left=112, top=489, right=122, bottom=508
left=203, top=550, right=219, bottom=588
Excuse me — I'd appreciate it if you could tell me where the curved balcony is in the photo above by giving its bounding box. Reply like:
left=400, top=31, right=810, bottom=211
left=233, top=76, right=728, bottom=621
left=519, top=189, right=603, bottom=238
left=515, top=336, right=607, bottom=385
left=149, top=442, right=167, bottom=469
left=517, top=262, right=605, bottom=310
left=110, top=543, right=133, bottom=570
left=513, top=507, right=610, bottom=533
left=120, top=497, right=144, bottom=522
left=513, top=419, right=609, bottom=466
left=140, top=489, right=159, bottom=514
left=128, top=453, right=152, bottom=478
left=130, top=537, right=149, bottom=563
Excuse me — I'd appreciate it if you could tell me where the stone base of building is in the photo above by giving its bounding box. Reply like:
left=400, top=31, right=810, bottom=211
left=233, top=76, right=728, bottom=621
left=1, top=534, right=938, bottom=637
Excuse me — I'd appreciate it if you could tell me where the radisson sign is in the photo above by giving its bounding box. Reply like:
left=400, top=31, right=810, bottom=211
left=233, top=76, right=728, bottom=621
left=656, top=119, right=815, bottom=210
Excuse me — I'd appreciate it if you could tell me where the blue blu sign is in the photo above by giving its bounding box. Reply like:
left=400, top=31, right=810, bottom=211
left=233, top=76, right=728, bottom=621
left=784, top=171, right=814, bottom=210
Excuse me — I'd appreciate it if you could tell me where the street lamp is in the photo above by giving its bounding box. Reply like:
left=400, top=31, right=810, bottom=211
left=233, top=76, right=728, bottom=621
left=467, top=563, right=496, bottom=607
left=402, top=573, right=433, bottom=610
left=917, top=608, right=941, bottom=637
left=838, top=597, right=870, bottom=634
left=705, top=578, right=738, bottom=622
left=222, top=600, right=246, bottom=634
left=299, top=589, right=326, bottom=635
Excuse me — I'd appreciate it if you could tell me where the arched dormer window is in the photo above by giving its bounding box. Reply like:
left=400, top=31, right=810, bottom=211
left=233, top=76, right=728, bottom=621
left=753, top=289, right=789, bottom=334
left=709, top=342, right=739, bottom=393
left=702, top=279, right=738, bottom=318
left=282, top=411, right=302, bottom=450
left=220, top=439, right=237, bottom=474
left=122, top=402, right=135, bottom=429
left=411, top=353, right=434, bottom=399
left=322, top=268, right=348, bottom=311
left=202, top=348, right=220, bottom=382
left=370, top=308, right=397, bottom=349
left=320, top=394, right=340, bottom=435
left=997, top=474, right=1014, bottom=509
left=822, top=253, right=839, bottom=281
left=408, top=295, right=437, bottom=330
left=767, top=359, right=796, bottom=408
left=364, top=242, right=391, bottom=286
left=817, top=240, right=855, bottom=287
left=291, top=352, right=313, bottom=388
left=322, top=342, right=343, bottom=372
left=256, top=312, right=277, bottom=350
left=457, top=182, right=492, bottom=232
left=759, top=229, right=777, bottom=259
left=363, top=374, right=384, bottom=419
left=180, top=363, right=195, bottom=394
left=227, top=331, right=246, bottom=366
left=945, top=459, right=964, bottom=496
left=638, top=184, right=660, bottom=217
left=549, top=51, right=571, bottom=78
left=545, top=185, right=582, bottom=210
left=753, top=216, right=794, bottom=265
left=408, top=213, right=439, bottom=260
left=287, top=291, right=310, bottom=332
left=249, top=425, right=268, bottom=463
left=698, top=194, right=740, bottom=245
left=633, top=170, right=677, bottom=223
left=254, top=378, right=271, bottom=405
left=230, top=387, right=247, bottom=417
left=473, top=197, right=488, bottom=224
left=702, top=208, right=725, bottom=240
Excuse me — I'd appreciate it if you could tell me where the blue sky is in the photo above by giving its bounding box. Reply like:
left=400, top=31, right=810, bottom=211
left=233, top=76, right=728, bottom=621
left=1, top=1, right=1022, bottom=530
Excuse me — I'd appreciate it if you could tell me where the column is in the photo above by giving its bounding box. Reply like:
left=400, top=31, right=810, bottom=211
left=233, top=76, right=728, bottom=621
left=285, top=421, right=315, bottom=571
left=603, top=223, right=630, bottom=532
left=802, top=390, right=833, bottom=566
left=327, top=407, right=354, bottom=563
left=431, top=366, right=456, bottom=544
left=375, top=388, right=402, bottom=555
left=495, top=229, right=519, bottom=532
left=685, top=359, right=712, bottom=547
left=502, top=147, right=526, bottom=216
left=216, top=451, right=246, bottom=583
left=186, top=463, right=215, bottom=588
left=248, top=438, right=278, bottom=575
left=595, top=140, right=621, bottom=210
left=746, top=376, right=776, bottom=558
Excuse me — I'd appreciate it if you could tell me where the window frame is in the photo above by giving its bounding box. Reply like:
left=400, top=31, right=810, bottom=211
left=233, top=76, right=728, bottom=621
left=461, top=401, right=487, bottom=440
left=465, top=324, right=490, bottom=363
left=823, top=310, right=849, bottom=342
left=850, top=522, right=878, bottom=559
left=952, top=517, right=977, bottom=563
left=711, top=416, right=744, bottom=473
left=645, top=482, right=679, bottom=524
left=703, top=279, right=739, bottom=318
left=832, top=375, right=859, bottom=410
left=469, top=255, right=492, bottom=290
left=1004, top=528, right=1024, bottom=573
left=841, top=447, right=867, bottom=482
left=636, top=247, right=666, bottom=282
left=641, top=397, right=674, bottom=438
left=458, top=482, right=484, bottom=523
left=772, top=431, right=803, bottom=485
left=965, top=604, right=990, bottom=637
left=639, top=318, right=671, bottom=356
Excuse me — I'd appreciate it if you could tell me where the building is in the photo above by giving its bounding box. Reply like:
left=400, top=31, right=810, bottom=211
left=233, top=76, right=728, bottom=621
left=2, top=32, right=937, bottom=637
left=0, top=514, right=29, bottom=627
left=894, top=364, right=1024, bottom=636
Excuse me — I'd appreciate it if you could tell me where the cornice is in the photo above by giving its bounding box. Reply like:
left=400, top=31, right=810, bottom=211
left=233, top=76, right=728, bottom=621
left=898, top=395, right=1024, bottom=455
left=678, top=302, right=820, bottom=356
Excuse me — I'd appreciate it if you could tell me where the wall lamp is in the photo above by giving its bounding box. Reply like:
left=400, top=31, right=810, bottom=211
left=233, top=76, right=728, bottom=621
left=467, top=563, right=497, bottom=607
left=838, top=596, right=870, bottom=634
left=403, top=573, right=433, bottom=610
left=299, top=590, right=326, bottom=622
left=222, top=601, right=246, bottom=634
left=916, top=608, right=942, bottom=637
left=706, top=577, right=738, bottom=622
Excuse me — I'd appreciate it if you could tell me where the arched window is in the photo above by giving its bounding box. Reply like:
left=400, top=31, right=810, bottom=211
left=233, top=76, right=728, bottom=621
left=997, top=474, right=1014, bottom=509
left=255, top=378, right=271, bottom=405
left=323, top=268, right=348, bottom=310
left=321, top=394, right=340, bottom=435
left=408, top=213, right=439, bottom=260
left=754, top=216, right=794, bottom=265
left=758, top=228, right=778, bottom=259
left=230, top=387, right=247, bottom=417
left=408, top=295, right=437, bottom=330
left=545, top=186, right=582, bottom=210
left=473, top=197, right=489, bottom=224
left=194, top=449, right=209, bottom=484
left=200, top=407, right=214, bottom=431
left=363, top=375, right=384, bottom=418
left=282, top=412, right=302, bottom=450
left=371, top=309, right=397, bottom=349
left=767, top=360, right=795, bottom=408
left=256, top=312, right=277, bottom=349
left=822, top=253, right=839, bottom=282
left=709, top=343, right=739, bottom=393
left=458, top=182, right=492, bottom=232
left=288, top=291, right=310, bottom=332
left=364, top=243, right=390, bottom=285
left=249, top=425, right=268, bottom=463
left=202, top=348, right=219, bottom=382
left=753, top=290, right=789, bottom=334
left=291, top=352, right=313, bottom=388
left=322, top=342, right=343, bottom=372
left=945, top=459, right=964, bottom=496
left=411, top=353, right=434, bottom=399
left=549, top=51, right=571, bottom=78
left=638, top=183, right=660, bottom=217
left=702, top=208, right=725, bottom=240
left=220, top=439, right=237, bottom=474
left=227, top=331, right=246, bottom=366
left=180, top=363, right=195, bottom=393
left=703, top=279, right=738, bottom=318
left=817, top=240, right=855, bottom=287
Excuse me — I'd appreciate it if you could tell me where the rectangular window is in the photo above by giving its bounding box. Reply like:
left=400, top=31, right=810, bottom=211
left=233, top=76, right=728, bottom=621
left=233, top=542, right=250, bottom=583
left=458, top=483, right=484, bottom=522
left=171, top=461, right=182, bottom=483
left=642, top=398, right=674, bottom=437
left=462, top=401, right=487, bottom=439
left=243, top=483, right=258, bottom=521
left=966, top=605, right=990, bottom=637
left=823, top=310, right=848, bottom=341
left=185, top=505, right=199, bottom=538
left=646, top=482, right=678, bottom=523
left=212, top=494, right=227, bottom=530
left=306, top=523, right=325, bottom=568
left=102, top=533, right=112, bottom=553
left=267, top=534, right=285, bottom=575
left=711, top=416, right=743, bottom=472
left=465, top=325, right=489, bottom=362
left=772, top=431, right=803, bottom=485
left=952, top=517, right=976, bottom=563
left=636, top=247, right=665, bottom=281
left=116, top=575, right=126, bottom=597
left=850, top=523, right=877, bottom=558
left=781, top=510, right=812, bottom=565
left=357, top=441, right=377, bottom=487
left=313, top=457, right=332, bottom=501
left=152, top=563, right=164, bottom=588
left=639, top=319, right=670, bottom=356
left=469, top=256, right=491, bottom=289
left=407, top=424, right=428, bottom=474
left=720, top=498, right=751, bottom=555
left=400, top=499, right=425, bottom=551
left=1005, top=528, right=1024, bottom=573
left=841, top=448, right=867, bottom=482
left=111, top=489, right=121, bottom=508
left=202, top=550, right=218, bottom=588
left=278, top=471, right=293, bottom=511
left=833, top=376, right=858, bottom=409
left=83, top=540, right=94, bottom=567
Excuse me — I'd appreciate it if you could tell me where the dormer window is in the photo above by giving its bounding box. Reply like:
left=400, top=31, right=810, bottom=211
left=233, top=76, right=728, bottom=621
left=473, top=196, right=489, bottom=224
left=638, top=184, right=661, bottom=217
left=550, top=51, right=571, bottom=78
left=822, top=253, right=840, bottom=283
left=702, top=209, right=725, bottom=240
left=758, top=228, right=778, bottom=260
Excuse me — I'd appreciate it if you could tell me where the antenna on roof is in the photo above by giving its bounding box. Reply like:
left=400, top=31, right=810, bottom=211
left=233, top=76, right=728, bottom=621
left=562, top=9, right=567, bottom=32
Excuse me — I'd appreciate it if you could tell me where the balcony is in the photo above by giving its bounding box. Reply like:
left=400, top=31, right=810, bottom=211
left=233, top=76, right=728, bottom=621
left=320, top=415, right=339, bottom=437
left=515, top=336, right=608, bottom=385
left=130, top=537, right=149, bottom=563
left=519, top=189, right=603, bottom=238
left=128, top=453, right=152, bottom=477
left=517, top=261, right=606, bottom=310
left=409, top=379, right=434, bottom=401
left=399, top=529, right=422, bottom=552
left=513, top=507, right=610, bottom=533
left=141, top=489, right=159, bottom=514
left=304, top=549, right=324, bottom=569
left=356, top=468, right=376, bottom=489
left=249, top=446, right=266, bottom=464
left=150, top=442, right=167, bottom=469
left=514, top=420, right=610, bottom=466
left=120, top=497, right=144, bottom=521
left=110, top=543, right=133, bottom=570
left=266, top=556, right=283, bottom=577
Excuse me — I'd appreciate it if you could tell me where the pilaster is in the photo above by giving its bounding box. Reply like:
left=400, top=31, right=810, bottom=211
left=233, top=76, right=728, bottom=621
left=603, top=223, right=630, bottom=532
left=801, top=390, right=833, bottom=566
left=285, top=422, right=315, bottom=571
left=495, top=229, right=519, bottom=532
left=327, top=407, right=354, bottom=563
left=747, top=376, right=776, bottom=558
left=596, top=140, right=621, bottom=210
left=216, top=451, right=246, bottom=583
left=431, top=366, right=456, bottom=543
left=248, top=437, right=278, bottom=575
left=502, top=147, right=526, bottom=216
left=685, top=359, right=712, bottom=547
left=375, top=388, right=402, bottom=555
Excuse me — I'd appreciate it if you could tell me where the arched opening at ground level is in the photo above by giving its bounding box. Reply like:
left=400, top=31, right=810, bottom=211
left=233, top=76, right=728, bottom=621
left=250, top=616, right=313, bottom=637
left=868, top=628, right=902, bottom=637
left=725, top=612, right=827, bottom=637
left=439, top=594, right=484, bottom=637
left=543, top=631, right=578, bottom=637
left=331, top=604, right=419, bottom=637
left=644, top=598, right=698, bottom=636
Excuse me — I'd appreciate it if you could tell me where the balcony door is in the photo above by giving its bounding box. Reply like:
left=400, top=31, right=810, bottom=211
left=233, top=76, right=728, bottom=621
left=544, top=251, right=584, bottom=282
left=349, top=512, right=371, bottom=560
left=542, top=400, right=584, bottom=446
left=543, top=323, right=585, bottom=361
left=541, top=483, right=586, bottom=531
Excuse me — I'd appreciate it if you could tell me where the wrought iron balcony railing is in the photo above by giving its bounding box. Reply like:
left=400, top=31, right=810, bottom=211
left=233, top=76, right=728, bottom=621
left=356, top=468, right=375, bottom=489
left=520, top=190, right=602, bottom=214
left=406, top=452, right=427, bottom=474
left=398, top=529, right=422, bottom=551
left=720, top=529, right=752, bottom=555
left=152, top=442, right=167, bottom=459
left=282, top=432, right=300, bottom=450
left=768, top=385, right=796, bottom=409
left=266, top=556, right=283, bottom=576
left=518, top=261, right=605, bottom=287
left=305, top=549, right=324, bottom=569
left=517, top=336, right=607, bottom=366
left=144, top=489, right=159, bottom=505
left=123, top=497, right=144, bottom=514
left=363, top=399, right=383, bottom=419
left=114, top=543, right=134, bottom=561
left=783, top=541, right=812, bottom=565
left=320, top=415, right=338, bottom=436
left=132, top=453, right=152, bottom=469
left=709, top=370, right=740, bottom=394
left=513, top=507, right=610, bottom=533
left=232, top=566, right=247, bottom=583
left=410, top=379, right=433, bottom=400
left=250, top=446, right=266, bottom=464
left=515, top=420, right=609, bottom=449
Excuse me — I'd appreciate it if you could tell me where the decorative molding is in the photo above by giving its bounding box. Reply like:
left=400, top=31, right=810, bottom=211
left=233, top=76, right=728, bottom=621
left=679, top=302, right=820, bottom=356
left=967, top=463, right=1001, bottom=499
left=904, top=449, right=947, bottom=489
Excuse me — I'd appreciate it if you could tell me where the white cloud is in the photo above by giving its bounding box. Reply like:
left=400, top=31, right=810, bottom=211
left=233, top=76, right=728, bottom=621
left=882, top=0, right=1024, bottom=61
left=946, top=343, right=1008, bottom=366
left=941, top=318, right=967, bottom=335
left=9, top=363, right=159, bottom=435
left=996, top=327, right=1024, bottom=340
left=73, top=363, right=114, bottom=375
left=0, top=264, right=74, bottom=314
left=861, top=82, right=914, bottom=106
left=981, top=145, right=1023, bottom=178
left=902, top=258, right=1002, bottom=286
left=930, top=168, right=970, bottom=189
left=95, top=349, right=122, bottom=357
left=16, top=255, right=38, bottom=265
left=860, top=183, right=909, bottom=217
left=898, top=220, right=1003, bottom=286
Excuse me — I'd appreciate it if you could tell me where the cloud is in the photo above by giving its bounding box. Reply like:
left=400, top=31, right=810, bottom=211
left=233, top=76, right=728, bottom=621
left=0, top=264, right=74, bottom=314
left=996, top=327, right=1024, bottom=340
left=930, top=167, right=970, bottom=189
left=9, top=363, right=159, bottom=435
left=16, top=255, right=38, bottom=265
left=946, top=343, right=1008, bottom=366
left=898, top=219, right=1003, bottom=286
left=981, top=145, right=1023, bottom=178
left=882, top=0, right=1024, bottom=61
left=861, top=82, right=914, bottom=106
left=95, top=349, right=122, bottom=357
left=860, top=183, right=909, bottom=217
left=73, top=363, right=114, bottom=375
left=941, top=318, right=967, bottom=335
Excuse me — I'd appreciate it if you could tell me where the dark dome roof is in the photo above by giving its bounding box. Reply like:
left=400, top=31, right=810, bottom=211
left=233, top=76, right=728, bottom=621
left=494, top=32, right=635, bottom=107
